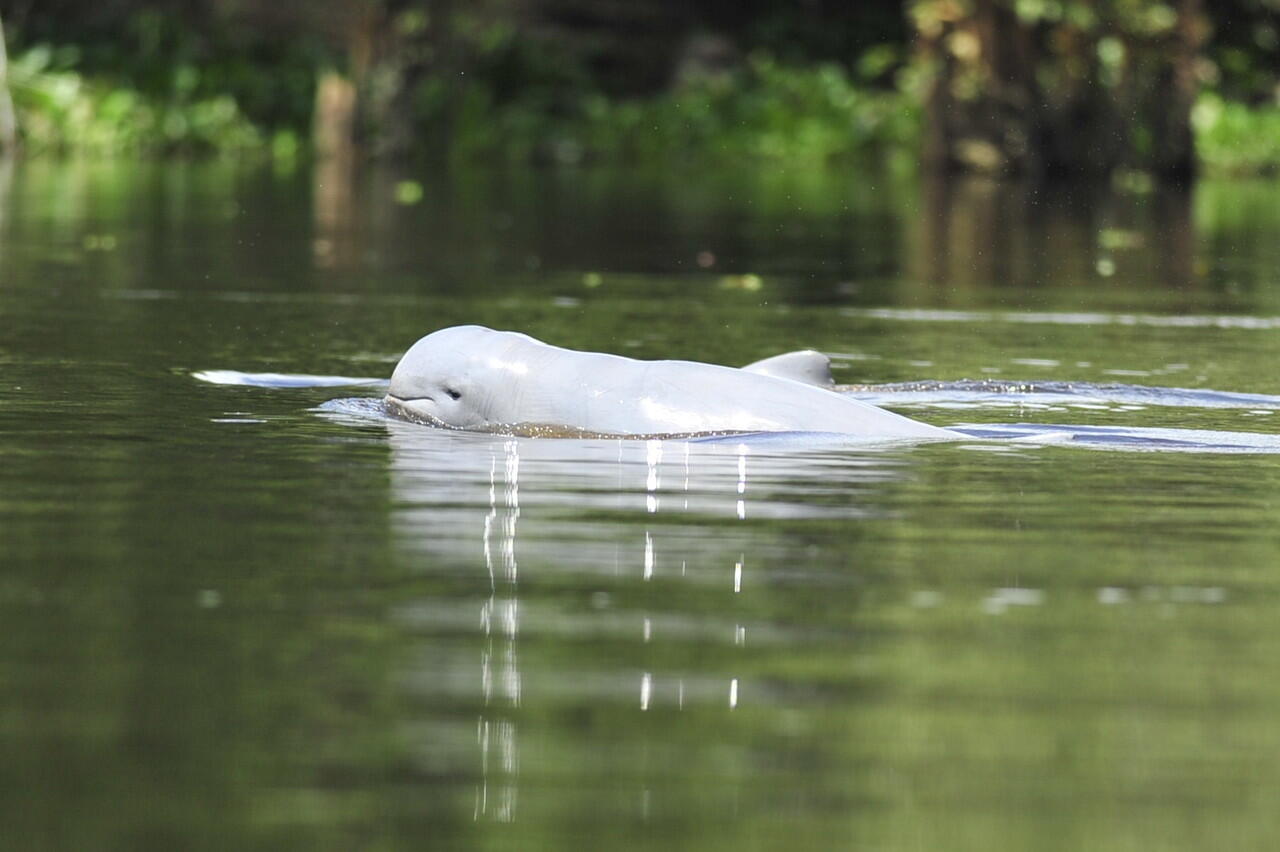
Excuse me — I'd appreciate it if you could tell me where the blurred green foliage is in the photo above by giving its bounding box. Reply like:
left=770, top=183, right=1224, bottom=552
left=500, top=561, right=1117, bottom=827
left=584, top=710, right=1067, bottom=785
left=8, top=43, right=263, bottom=154
left=439, top=51, right=920, bottom=165
left=1194, top=94, right=1280, bottom=175
left=10, top=6, right=326, bottom=129
left=0, top=1, right=1278, bottom=171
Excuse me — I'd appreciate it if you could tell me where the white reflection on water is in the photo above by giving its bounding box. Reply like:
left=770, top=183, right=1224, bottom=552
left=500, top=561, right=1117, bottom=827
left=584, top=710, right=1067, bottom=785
left=643, top=531, right=654, bottom=580
left=384, top=421, right=914, bottom=820
left=387, top=422, right=905, bottom=574
left=646, top=440, right=661, bottom=514
left=475, top=440, right=521, bottom=822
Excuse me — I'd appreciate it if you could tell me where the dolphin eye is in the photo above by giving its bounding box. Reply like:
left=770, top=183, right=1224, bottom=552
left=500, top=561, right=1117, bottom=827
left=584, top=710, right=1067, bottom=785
left=445, top=388, right=462, bottom=400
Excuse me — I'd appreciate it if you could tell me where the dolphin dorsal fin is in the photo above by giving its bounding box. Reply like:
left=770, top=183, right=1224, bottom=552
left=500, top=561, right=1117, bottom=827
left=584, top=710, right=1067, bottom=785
left=740, top=350, right=835, bottom=388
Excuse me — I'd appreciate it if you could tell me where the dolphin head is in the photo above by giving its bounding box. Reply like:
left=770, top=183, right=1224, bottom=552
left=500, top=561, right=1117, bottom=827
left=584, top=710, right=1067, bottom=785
left=386, top=325, right=530, bottom=429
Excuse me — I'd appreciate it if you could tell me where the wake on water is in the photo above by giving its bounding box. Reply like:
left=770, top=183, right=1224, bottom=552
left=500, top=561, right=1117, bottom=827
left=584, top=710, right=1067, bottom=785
left=193, top=370, right=1280, bottom=454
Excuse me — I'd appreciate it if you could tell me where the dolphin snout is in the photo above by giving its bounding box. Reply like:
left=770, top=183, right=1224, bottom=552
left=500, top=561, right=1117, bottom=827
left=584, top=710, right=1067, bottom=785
left=384, top=394, right=440, bottom=424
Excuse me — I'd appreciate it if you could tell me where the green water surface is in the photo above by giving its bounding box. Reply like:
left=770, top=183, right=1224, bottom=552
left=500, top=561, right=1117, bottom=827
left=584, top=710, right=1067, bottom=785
left=2, top=159, right=1280, bottom=851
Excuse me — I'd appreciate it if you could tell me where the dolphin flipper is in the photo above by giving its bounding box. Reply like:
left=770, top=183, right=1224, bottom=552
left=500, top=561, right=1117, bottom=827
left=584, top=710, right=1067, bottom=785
left=741, top=350, right=835, bottom=388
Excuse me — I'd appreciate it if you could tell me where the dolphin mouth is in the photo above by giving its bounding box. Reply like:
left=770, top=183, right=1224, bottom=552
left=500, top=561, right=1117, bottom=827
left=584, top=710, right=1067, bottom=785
left=384, top=394, right=449, bottom=427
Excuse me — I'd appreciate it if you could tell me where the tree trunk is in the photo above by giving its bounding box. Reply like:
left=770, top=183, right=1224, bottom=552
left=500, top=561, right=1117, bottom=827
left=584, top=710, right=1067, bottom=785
left=0, top=12, right=17, bottom=154
left=913, top=0, right=1206, bottom=178
left=1144, top=0, right=1205, bottom=177
left=313, top=70, right=358, bottom=160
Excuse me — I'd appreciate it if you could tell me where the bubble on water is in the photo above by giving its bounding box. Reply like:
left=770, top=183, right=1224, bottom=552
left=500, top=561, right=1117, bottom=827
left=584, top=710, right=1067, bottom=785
left=911, top=590, right=944, bottom=608
left=1097, top=587, right=1130, bottom=605
left=983, top=587, right=1045, bottom=614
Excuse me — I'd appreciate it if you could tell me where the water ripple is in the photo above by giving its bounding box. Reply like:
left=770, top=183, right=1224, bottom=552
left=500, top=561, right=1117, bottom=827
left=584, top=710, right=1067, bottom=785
left=847, top=379, right=1280, bottom=410
left=841, top=307, right=1280, bottom=329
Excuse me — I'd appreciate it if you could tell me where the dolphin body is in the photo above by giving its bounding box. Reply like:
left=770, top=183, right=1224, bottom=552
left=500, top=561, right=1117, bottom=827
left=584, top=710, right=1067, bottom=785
left=385, top=325, right=962, bottom=441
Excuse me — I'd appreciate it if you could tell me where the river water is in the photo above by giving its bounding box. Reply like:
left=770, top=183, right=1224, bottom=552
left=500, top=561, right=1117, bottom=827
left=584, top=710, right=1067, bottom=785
left=3, top=158, right=1280, bottom=850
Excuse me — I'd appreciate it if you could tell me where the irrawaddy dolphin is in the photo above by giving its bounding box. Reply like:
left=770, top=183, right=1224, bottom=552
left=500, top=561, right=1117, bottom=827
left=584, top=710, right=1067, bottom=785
left=385, top=325, right=963, bottom=440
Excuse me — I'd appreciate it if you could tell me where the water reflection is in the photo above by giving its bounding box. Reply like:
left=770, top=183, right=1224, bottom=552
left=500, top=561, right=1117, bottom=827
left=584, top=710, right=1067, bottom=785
left=476, top=439, right=521, bottom=822
left=0, top=155, right=11, bottom=243
left=3, top=160, right=1278, bottom=319
left=387, top=424, right=910, bottom=581
left=312, top=150, right=361, bottom=271
left=384, top=423, right=914, bottom=821
left=909, top=175, right=1197, bottom=293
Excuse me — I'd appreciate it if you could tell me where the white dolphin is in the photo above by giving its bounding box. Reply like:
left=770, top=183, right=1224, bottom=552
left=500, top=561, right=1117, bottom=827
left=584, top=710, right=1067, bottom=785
left=385, top=325, right=962, bottom=440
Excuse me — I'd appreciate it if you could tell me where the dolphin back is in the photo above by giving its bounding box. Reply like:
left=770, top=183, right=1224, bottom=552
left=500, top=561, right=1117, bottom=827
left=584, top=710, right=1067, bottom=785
left=519, top=344, right=956, bottom=439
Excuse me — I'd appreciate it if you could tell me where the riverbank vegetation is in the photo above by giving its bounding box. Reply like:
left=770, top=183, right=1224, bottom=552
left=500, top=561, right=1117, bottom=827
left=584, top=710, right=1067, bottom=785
left=0, top=1, right=1277, bottom=174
